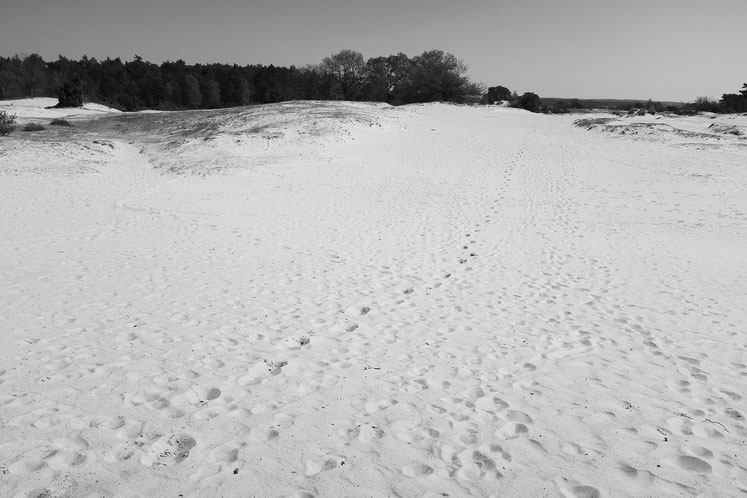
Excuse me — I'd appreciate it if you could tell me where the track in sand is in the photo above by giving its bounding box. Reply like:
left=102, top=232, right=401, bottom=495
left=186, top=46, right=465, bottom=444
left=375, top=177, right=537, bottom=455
left=1, top=102, right=746, bottom=497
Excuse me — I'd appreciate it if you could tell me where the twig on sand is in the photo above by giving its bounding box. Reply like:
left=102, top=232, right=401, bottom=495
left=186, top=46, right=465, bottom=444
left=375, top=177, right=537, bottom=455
left=704, top=419, right=730, bottom=433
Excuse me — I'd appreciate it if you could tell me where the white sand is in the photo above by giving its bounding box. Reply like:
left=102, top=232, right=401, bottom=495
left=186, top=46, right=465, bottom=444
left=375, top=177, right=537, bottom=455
left=0, top=98, right=121, bottom=123
left=1, top=101, right=746, bottom=497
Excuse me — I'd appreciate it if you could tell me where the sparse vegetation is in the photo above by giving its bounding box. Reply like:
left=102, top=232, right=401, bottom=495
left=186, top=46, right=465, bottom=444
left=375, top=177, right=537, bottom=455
left=692, top=96, right=719, bottom=113
left=0, top=111, right=16, bottom=135
left=573, top=117, right=614, bottom=129
left=22, top=123, right=45, bottom=132
left=49, top=118, right=72, bottom=126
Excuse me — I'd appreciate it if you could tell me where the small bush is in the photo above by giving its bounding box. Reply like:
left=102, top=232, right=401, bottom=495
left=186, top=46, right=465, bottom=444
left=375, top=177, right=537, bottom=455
left=23, top=123, right=46, bottom=132
left=50, top=118, right=72, bottom=126
left=0, top=111, right=16, bottom=135
left=516, top=92, right=541, bottom=113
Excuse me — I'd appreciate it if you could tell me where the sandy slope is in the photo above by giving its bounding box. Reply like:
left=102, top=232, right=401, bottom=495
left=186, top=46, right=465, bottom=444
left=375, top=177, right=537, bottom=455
left=0, top=98, right=121, bottom=125
left=0, top=102, right=746, bottom=497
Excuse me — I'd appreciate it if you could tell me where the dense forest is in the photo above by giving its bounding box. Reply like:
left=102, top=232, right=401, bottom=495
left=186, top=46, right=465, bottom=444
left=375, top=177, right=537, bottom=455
left=0, top=51, right=485, bottom=110
left=1, top=52, right=745, bottom=114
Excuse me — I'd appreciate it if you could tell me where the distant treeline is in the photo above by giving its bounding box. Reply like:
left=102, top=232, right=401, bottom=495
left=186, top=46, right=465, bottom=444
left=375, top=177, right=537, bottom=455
left=538, top=90, right=747, bottom=115
left=1, top=53, right=745, bottom=114
left=540, top=98, right=681, bottom=113
left=0, top=51, right=485, bottom=110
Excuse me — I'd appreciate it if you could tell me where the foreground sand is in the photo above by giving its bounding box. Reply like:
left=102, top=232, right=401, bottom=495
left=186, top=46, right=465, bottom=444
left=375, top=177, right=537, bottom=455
left=1, top=101, right=746, bottom=497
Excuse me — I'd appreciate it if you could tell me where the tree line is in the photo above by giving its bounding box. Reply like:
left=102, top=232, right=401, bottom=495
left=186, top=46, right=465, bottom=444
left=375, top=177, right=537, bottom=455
left=689, top=85, right=747, bottom=114
left=3, top=52, right=743, bottom=114
left=0, top=50, right=486, bottom=111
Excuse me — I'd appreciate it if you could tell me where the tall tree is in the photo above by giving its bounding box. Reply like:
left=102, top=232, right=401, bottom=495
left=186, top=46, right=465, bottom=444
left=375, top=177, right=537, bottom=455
left=408, top=50, right=479, bottom=103
left=719, top=83, right=747, bottom=113
left=0, top=56, right=23, bottom=98
left=363, top=53, right=411, bottom=104
left=21, top=53, right=49, bottom=98
left=183, top=75, right=202, bottom=108
left=320, top=49, right=366, bottom=100
left=485, top=85, right=511, bottom=104
left=202, top=79, right=221, bottom=108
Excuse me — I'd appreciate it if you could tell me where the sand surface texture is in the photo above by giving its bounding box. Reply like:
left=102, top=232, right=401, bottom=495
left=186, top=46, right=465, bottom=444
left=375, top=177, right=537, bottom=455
left=0, top=98, right=121, bottom=123
left=1, top=101, right=746, bottom=497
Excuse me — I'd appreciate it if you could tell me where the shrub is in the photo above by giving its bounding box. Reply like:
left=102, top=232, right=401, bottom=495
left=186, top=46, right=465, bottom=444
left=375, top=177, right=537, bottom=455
left=693, top=97, right=719, bottom=113
left=0, top=111, right=16, bottom=135
left=22, top=123, right=46, bottom=132
left=484, top=85, right=512, bottom=104
left=574, top=117, right=614, bottom=128
left=50, top=118, right=72, bottom=126
left=517, top=92, right=541, bottom=113
left=56, top=80, right=83, bottom=107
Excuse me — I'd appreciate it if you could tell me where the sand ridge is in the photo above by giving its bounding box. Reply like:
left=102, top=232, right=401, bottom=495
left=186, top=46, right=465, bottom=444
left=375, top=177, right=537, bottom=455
left=0, top=102, right=745, bottom=496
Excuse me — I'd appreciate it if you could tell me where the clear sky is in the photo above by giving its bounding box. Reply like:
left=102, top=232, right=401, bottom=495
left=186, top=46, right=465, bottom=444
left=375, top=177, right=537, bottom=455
left=1, top=0, right=745, bottom=102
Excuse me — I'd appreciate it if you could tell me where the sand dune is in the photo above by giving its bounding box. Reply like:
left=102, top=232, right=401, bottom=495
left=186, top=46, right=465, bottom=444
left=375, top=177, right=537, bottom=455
left=0, top=101, right=745, bottom=497
left=0, top=98, right=121, bottom=124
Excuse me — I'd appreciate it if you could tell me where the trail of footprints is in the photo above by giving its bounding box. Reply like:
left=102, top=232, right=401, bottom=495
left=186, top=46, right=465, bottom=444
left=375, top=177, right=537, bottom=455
left=5, top=122, right=746, bottom=496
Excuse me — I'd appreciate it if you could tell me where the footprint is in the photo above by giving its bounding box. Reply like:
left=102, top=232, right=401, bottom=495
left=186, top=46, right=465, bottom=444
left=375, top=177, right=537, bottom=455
left=115, top=419, right=143, bottom=440
left=360, top=398, right=398, bottom=414
left=498, top=422, right=529, bottom=439
left=453, top=447, right=499, bottom=480
left=208, top=441, right=245, bottom=464
left=345, top=322, right=359, bottom=332
left=672, top=455, right=712, bottom=474
left=305, top=454, right=346, bottom=476
left=45, top=449, right=88, bottom=472
left=554, top=477, right=601, bottom=498
left=489, top=443, right=512, bottom=462
left=265, top=359, right=288, bottom=373
left=344, top=305, right=371, bottom=316
left=282, top=335, right=311, bottom=349
left=402, top=463, right=435, bottom=477
left=8, top=437, right=91, bottom=474
left=187, top=441, right=246, bottom=487
left=507, top=410, right=533, bottom=424
left=344, top=423, right=385, bottom=442
left=189, top=464, right=223, bottom=486
left=237, top=360, right=286, bottom=386
left=185, top=385, right=222, bottom=405
left=140, top=433, right=196, bottom=467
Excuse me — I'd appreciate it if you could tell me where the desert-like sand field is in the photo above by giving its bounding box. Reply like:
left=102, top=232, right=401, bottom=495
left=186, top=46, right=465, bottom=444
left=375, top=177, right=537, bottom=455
left=1, top=100, right=746, bottom=497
